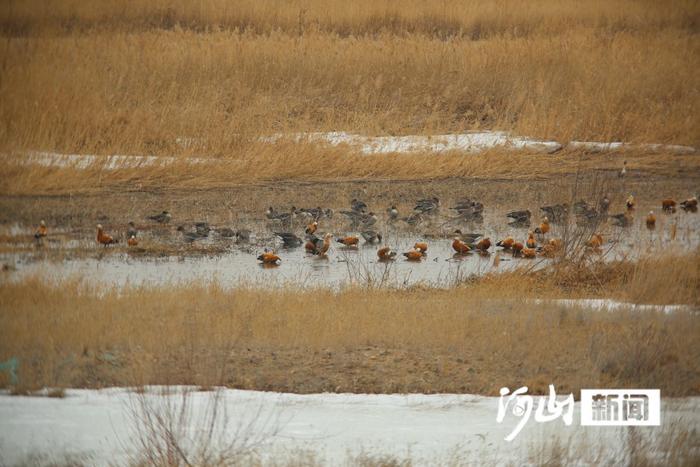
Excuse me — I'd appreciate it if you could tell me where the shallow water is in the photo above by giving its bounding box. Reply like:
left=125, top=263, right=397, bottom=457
left=1, top=205, right=697, bottom=290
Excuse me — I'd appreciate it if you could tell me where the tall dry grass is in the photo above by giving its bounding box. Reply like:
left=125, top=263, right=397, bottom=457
left=2, top=0, right=698, bottom=38
left=1, top=251, right=698, bottom=394
left=0, top=0, right=698, bottom=165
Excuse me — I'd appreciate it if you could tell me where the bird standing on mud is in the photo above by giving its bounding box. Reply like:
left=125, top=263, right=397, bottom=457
left=96, top=224, right=117, bottom=246
left=414, top=197, right=440, bottom=215
left=127, top=235, right=139, bottom=247
left=680, top=196, right=698, bottom=212
left=626, top=195, right=635, bottom=211
left=506, top=209, right=531, bottom=227
left=646, top=211, right=656, bottom=230
left=34, top=220, right=48, bottom=242
left=127, top=221, right=138, bottom=239
left=387, top=206, right=399, bottom=221
left=526, top=231, right=537, bottom=249
left=147, top=211, right=171, bottom=224
left=619, top=160, right=627, bottom=178
left=351, top=199, right=368, bottom=213
left=661, top=199, right=677, bottom=213
left=534, top=217, right=550, bottom=238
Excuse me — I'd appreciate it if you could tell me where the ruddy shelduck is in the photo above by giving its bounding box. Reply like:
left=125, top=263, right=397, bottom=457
left=336, top=235, right=360, bottom=247
left=475, top=237, right=491, bottom=252
left=526, top=232, right=537, bottom=249
left=511, top=241, right=524, bottom=257
left=96, top=224, right=117, bottom=246
left=646, top=211, right=656, bottom=230
left=127, top=235, right=139, bottom=247
left=534, top=217, right=550, bottom=236
left=413, top=242, right=428, bottom=253
left=496, top=236, right=514, bottom=250
left=377, top=246, right=397, bottom=261
left=540, top=238, right=562, bottom=258
left=403, top=248, right=424, bottom=261
left=34, top=220, right=48, bottom=240
left=257, top=251, right=281, bottom=264
left=305, top=221, right=318, bottom=235
left=452, top=237, right=471, bottom=254
left=661, top=199, right=677, bottom=213
left=587, top=233, right=604, bottom=249
left=521, top=247, right=537, bottom=258
left=316, top=233, right=333, bottom=256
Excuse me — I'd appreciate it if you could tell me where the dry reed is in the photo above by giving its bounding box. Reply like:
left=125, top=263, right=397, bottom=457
left=0, top=1, right=698, bottom=168
left=1, top=251, right=697, bottom=394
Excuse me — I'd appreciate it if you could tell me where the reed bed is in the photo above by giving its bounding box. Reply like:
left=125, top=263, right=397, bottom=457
left=0, top=1, right=698, bottom=167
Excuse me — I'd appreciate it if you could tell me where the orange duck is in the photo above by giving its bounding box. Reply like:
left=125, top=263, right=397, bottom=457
left=475, top=237, right=491, bottom=252
left=377, top=246, right=397, bottom=261
left=414, top=242, right=428, bottom=254
left=96, top=224, right=117, bottom=246
left=316, top=233, right=333, bottom=256
left=336, top=235, right=360, bottom=247
left=534, top=217, right=550, bottom=237
left=496, top=236, right=514, bottom=250
left=34, top=220, right=48, bottom=240
left=305, top=221, right=318, bottom=235
left=587, top=233, right=604, bottom=249
left=257, top=250, right=281, bottom=264
left=521, top=247, right=537, bottom=258
left=511, top=241, right=524, bottom=257
left=661, top=199, right=677, bottom=213
left=452, top=237, right=471, bottom=254
left=540, top=238, right=562, bottom=258
left=403, top=248, right=424, bottom=261
left=526, top=231, right=537, bottom=249
left=127, top=235, right=139, bottom=247
left=646, top=211, right=656, bottom=230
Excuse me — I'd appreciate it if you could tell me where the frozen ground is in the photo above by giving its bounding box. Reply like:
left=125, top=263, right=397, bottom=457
left=3, top=131, right=694, bottom=170
left=0, top=388, right=697, bottom=466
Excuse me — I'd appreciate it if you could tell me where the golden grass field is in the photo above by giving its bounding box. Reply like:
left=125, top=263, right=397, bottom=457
left=1, top=251, right=698, bottom=394
left=1, top=0, right=698, bottom=172
left=0, top=1, right=699, bottom=402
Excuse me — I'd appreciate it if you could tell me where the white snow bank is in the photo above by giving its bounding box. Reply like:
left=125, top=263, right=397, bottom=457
left=263, top=131, right=564, bottom=154
left=265, top=131, right=695, bottom=155
left=4, top=131, right=694, bottom=171
left=533, top=299, right=694, bottom=314
left=0, top=388, right=697, bottom=466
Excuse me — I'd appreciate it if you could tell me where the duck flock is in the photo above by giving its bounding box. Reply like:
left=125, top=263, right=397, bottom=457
left=26, top=188, right=698, bottom=265
left=30, top=192, right=697, bottom=267
left=254, top=194, right=698, bottom=265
